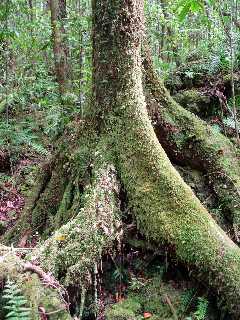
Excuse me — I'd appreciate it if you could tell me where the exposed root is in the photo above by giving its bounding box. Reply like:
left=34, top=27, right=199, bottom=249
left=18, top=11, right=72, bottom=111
left=0, top=148, right=121, bottom=317
left=23, top=261, right=64, bottom=290
left=1, top=159, right=53, bottom=244
left=143, top=48, right=240, bottom=235
left=29, top=149, right=121, bottom=288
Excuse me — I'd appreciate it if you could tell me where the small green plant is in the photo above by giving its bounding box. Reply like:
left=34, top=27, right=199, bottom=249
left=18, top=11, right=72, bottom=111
left=193, top=297, right=208, bottom=320
left=113, top=266, right=128, bottom=282
left=0, top=121, right=48, bottom=158
left=178, top=288, right=196, bottom=316
left=128, top=277, right=146, bottom=291
left=3, top=278, right=31, bottom=319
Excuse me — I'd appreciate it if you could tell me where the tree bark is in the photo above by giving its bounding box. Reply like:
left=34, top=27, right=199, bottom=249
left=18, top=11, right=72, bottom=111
left=49, top=0, right=70, bottom=96
left=31, top=156, right=121, bottom=285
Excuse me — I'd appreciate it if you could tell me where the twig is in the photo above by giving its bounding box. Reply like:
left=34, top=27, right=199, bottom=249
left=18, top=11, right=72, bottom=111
left=79, top=286, right=86, bottom=320
left=164, top=294, right=178, bottom=320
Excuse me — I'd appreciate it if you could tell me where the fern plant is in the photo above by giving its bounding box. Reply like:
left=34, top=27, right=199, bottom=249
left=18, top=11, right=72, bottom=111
left=0, top=120, right=49, bottom=157
left=193, top=297, right=208, bottom=320
left=178, top=288, right=196, bottom=316
left=3, top=278, right=31, bottom=320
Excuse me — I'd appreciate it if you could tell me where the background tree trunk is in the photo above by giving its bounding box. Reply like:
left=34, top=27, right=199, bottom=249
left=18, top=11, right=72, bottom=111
left=49, top=0, right=70, bottom=96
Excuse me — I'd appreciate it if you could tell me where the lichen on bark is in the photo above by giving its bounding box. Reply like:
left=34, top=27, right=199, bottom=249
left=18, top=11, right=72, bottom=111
left=30, top=146, right=121, bottom=286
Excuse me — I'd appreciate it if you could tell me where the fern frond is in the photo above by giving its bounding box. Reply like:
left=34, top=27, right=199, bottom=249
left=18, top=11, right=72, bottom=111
left=194, top=297, right=208, bottom=320
left=3, top=278, right=31, bottom=320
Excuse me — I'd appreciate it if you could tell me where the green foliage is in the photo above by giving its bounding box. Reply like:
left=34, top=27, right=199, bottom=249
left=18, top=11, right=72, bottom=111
left=223, top=117, right=238, bottom=130
left=105, top=270, right=208, bottom=320
left=128, top=277, right=146, bottom=291
left=194, top=297, right=209, bottom=320
left=228, top=95, right=240, bottom=111
left=105, top=297, right=141, bottom=320
left=113, top=266, right=129, bottom=283
left=3, top=279, right=30, bottom=320
left=146, top=0, right=240, bottom=81
left=0, top=0, right=93, bottom=149
left=0, top=120, right=48, bottom=158
left=178, top=288, right=196, bottom=316
left=176, top=0, right=205, bottom=22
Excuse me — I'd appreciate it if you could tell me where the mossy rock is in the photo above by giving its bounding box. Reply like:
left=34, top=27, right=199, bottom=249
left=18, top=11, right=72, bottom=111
left=105, top=297, right=141, bottom=320
left=135, top=276, right=182, bottom=319
left=105, top=274, right=185, bottom=320
left=173, top=89, right=214, bottom=118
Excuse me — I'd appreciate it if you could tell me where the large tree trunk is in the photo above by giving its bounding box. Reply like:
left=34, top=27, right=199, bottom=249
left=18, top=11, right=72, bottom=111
left=93, top=0, right=240, bottom=317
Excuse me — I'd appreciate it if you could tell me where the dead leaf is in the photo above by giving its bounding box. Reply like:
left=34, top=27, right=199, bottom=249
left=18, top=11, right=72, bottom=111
left=55, top=234, right=66, bottom=241
left=144, top=312, right=152, bottom=318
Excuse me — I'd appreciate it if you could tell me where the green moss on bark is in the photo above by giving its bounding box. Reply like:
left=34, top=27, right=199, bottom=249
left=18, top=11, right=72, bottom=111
left=143, top=51, right=240, bottom=233
left=31, top=148, right=121, bottom=286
